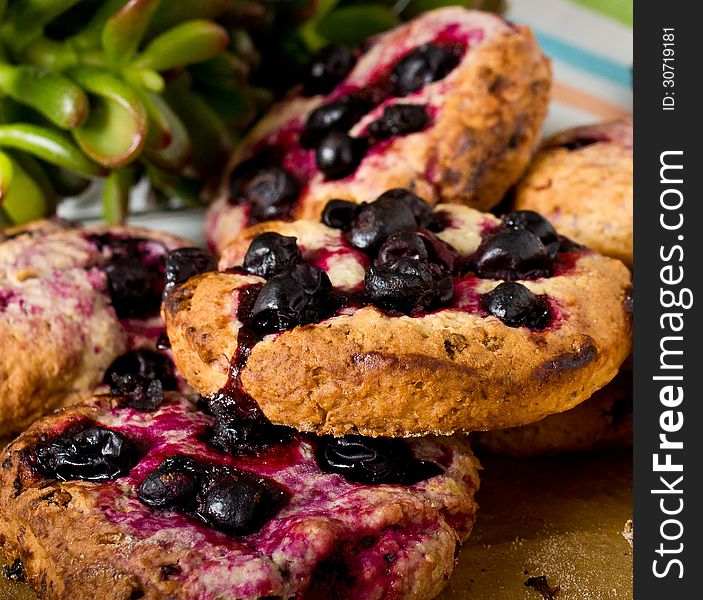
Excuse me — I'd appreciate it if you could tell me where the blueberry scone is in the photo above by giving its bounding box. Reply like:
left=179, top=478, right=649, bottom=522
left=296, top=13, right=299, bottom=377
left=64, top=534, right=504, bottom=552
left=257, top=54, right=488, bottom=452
left=513, top=118, right=633, bottom=266
left=0, top=391, right=480, bottom=600
left=206, top=7, right=551, bottom=253
left=473, top=365, right=632, bottom=456
left=0, top=221, right=194, bottom=436
left=167, top=190, right=632, bottom=437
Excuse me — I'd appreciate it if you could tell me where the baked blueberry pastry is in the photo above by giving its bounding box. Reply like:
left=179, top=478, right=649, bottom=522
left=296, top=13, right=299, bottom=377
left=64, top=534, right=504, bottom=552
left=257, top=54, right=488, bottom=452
left=206, top=7, right=551, bottom=253
left=513, top=118, right=633, bottom=266
left=166, top=191, right=632, bottom=437
left=0, top=392, right=479, bottom=600
left=0, top=221, right=194, bottom=436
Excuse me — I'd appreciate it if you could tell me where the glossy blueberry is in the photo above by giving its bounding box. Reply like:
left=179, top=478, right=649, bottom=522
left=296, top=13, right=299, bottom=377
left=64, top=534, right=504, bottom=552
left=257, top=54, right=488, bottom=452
left=246, top=167, right=300, bottom=223
left=198, top=475, right=282, bottom=535
left=345, top=195, right=417, bottom=252
left=109, top=374, right=164, bottom=412
left=33, top=425, right=138, bottom=482
left=321, top=199, right=358, bottom=230
left=207, top=392, right=292, bottom=455
left=480, top=281, right=551, bottom=329
left=164, top=248, right=215, bottom=295
left=317, top=436, right=443, bottom=485
left=473, top=229, right=552, bottom=281
left=376, top=229, right=457, bottom=273
left=368, top=104, right=429, bottom=140
left=364, top=258, right=453, bottom=314
left=303, top=44, right=356, bottom=96
left=248, top=264, right=332, bottom=333
left=374, top=189, right=435, bottom=229
left=243, top=232, right=302, bottom=279
left=300, top=96, right=371, bottom=149
left=391, top=44, right=461, bottom=95
left=104, top=259, right=164, bottom=319
left=104, top=349, right=177, bottom=392
left=316, top=131, right=368, bottom=179
left=138, top=455, right=202, bottom=510
left=503, top=211, right=559, bottom=259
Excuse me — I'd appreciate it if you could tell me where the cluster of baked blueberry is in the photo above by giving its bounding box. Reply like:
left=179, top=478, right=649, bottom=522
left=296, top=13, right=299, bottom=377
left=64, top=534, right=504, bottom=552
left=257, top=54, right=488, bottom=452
left=227, top=42, right=463, bottom=224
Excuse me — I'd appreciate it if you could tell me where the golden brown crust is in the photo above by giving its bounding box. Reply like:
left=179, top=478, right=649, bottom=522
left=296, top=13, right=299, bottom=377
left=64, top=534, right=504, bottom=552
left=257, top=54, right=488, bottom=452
left=168, top=205, right=632, bottom=437
left=473, top=364, right=632, bottom=456
left=0, top=222, right=190, bottom=436
left=513, top=119, right=633, bottom=266
left=206, top=8, right=551, bottom=253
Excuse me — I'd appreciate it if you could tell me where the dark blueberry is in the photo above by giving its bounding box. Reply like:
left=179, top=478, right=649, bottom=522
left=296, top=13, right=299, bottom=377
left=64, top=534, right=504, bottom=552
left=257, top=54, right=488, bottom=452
left=33, top=425, right=138, bottom=482
left=109, top=373, right=164, bottom=412
left=248, top=264, right=332, bottom=333
left=473, top=229, right=552, bottom=281
left=481, top=282, right=551, bottom=329
left=321, top=199, right=359, bottom=230
left=104, top=349, right=177, bottom=392
left=373, top=189, right=435, bottom=229
left=198, top=475, right=282, bottom=535
left=227, top=153, right=272, bottom=205
left=246, top=167, right=300, bottom=223
left=138, top=455, right=202, bottom=510
left=3, top=559, right=24, bottom=582
left=345, top=195, right=418, bottom=252
left=206, top=392, right=292, bottom=455
left=376, top=229, right=458, bottom=273
left=300, top=96, right=371, bottom=149
left=503, top=210, right=559, bottom=259
left=558, top=235, right=585, bottom=252
left=391, top=44, right=461, bottom=96
left=315, top=131, right=368, bottom=180
left=317, top=436, right=443, bottom=485
left=104, top=259, right=164, bottom=319
left=164, top=247, right=215, bottom=295
left=364, top=258, right=453, bottom=314
left=303, top=44, right=356, bottom=96
left=376, top=232, right=429, bottom=265
left=243, top=232, right=302, bottom=279
left=368, top=104, right=429, bottom=140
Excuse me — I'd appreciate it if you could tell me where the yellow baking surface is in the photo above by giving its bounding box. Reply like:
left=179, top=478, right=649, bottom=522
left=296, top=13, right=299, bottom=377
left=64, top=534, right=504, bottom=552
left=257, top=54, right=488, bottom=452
left=1, top=448, right=632, bottom=599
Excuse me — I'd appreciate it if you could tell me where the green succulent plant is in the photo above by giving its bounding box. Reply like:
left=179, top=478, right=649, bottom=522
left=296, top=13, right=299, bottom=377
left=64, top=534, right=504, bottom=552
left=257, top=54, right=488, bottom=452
left=0, top=0, right=503, bottom=226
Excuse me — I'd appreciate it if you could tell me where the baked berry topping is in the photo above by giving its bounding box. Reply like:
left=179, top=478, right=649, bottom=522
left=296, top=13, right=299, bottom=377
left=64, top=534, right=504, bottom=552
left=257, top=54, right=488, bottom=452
left=480, top=282, right=551, bottom=329
left=33, top=425, right=138, bottom=482
left=376, top=229, right=458, bottom=273
left=104, top=349, right=177, bottom=392
left=138, top=455, right=202, bottom=510
left=317, top=436, right=443, bottom=485
left=302, top=44, right=356, bottom=96
left=300, top=96, right=372, bottom=149
left=249, top=264, right=333, bottom=333
left=321, top=199, right=359, bottom=230
left=164, top=247, right=216, bottom=295
left=365, top=258, right=453, bottom=314
left=344, top=196, right=418, bottom=252
left=374, top=188, right=437, bottom=230
left=473, top=228, right=552, bottom=281
left=243, top=232, right=302, bottom=279
left=368, top=104, right=429, bottom=140
left=109, top=374, right=164, bottom=412
left=391, top=44, right=462, bottom=96
left=246, top=167, right=301, bottom=223
left=198, top=474, right=283, bottom=535
left=316, top=131, right=368, bottom=180
left=104, top=258, right=165, bottom=319
left=503, top=210, right=559, bottom=260
left=206, top=392, right=292, bottom=455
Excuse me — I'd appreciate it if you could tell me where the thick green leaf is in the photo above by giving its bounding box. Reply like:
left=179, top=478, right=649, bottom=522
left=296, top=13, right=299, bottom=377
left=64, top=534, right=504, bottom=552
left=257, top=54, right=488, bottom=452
left=102, top=0, right=162, bottom=67
left=0, top=151, right=52, bottom=223
left=102, top=168, right=135, bottom=224
left=316, top=4, right=399, bottom=47
left=0, top=123, right=105, bottom=176
left=131, top=19, right=229, bottom=72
